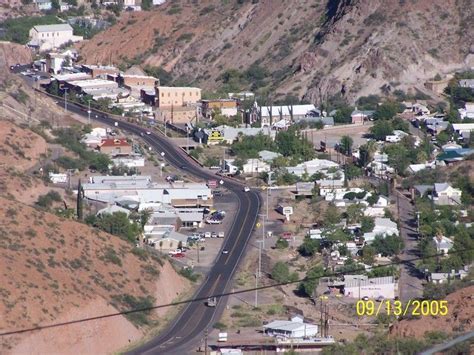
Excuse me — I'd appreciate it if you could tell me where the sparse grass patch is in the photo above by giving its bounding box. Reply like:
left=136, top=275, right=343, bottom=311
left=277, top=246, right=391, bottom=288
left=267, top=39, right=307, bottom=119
left=112, top=294, right=155, bottom=326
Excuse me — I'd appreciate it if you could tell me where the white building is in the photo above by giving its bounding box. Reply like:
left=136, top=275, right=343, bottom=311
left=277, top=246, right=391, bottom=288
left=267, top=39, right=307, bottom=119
left=344, top=276, right=396, bottom=299
left=263, top=315, right=318, bottom=339
left=241, top=159, right=271, bottom=174
left=259, top=104, right=318, bottom=127
left=287, top=158, right=340, bottom=178
left=433, top=183, right=462, bottom=206
left=363, top=217, right=399, bottom=243
left=34, top=0, right=52, bottom=10
left=458, top=103, right=474, bottom=120
left=317, top=179, right=345, bottom=197
left=28, top=24, right=83, bottom=51
left=111, top=157, right=145, bottom=168
left=432, top=235, right=454, bottom=255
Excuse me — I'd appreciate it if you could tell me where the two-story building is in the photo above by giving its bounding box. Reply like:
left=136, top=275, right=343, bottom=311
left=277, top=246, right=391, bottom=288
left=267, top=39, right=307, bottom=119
left=28, top=24, right=83, bottom=51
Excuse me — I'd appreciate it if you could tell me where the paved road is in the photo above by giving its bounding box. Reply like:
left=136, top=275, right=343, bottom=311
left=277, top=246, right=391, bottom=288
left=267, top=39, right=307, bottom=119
left=395, top=191, right=424, bottom=301
left=62, top=101, right=262, bottom=354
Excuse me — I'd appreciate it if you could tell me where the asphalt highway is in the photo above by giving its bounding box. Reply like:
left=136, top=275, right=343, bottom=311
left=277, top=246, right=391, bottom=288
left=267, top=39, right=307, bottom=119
left=64, top=102, right=262, bottom=354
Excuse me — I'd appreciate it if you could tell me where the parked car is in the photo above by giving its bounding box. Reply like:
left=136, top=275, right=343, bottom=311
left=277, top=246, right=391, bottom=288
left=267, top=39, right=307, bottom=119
left=243, top=186, right=250, bottom=192
left=211, top=232, right=217, bottom=238
left=206, top=218, right=222, bottom=225
left=204, top=231, right=212, bottom=238
left=213, top=191, right=223, bottom=197
left=362, top=296, right=369, bottom=301
left=218, top=232, right=225, bottom=238
left=222, top=249, right=229, bottom=254
left=146, top=131, right=151, bottom=135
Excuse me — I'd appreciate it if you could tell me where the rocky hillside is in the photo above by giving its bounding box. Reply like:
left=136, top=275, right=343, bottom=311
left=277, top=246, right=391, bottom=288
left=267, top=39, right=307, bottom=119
left=78, top=0, right=474, bottom=103
left=0, top=121, right=191, bottom=354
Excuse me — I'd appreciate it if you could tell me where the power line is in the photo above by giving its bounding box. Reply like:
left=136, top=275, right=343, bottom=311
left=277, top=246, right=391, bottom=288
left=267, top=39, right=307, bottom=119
left=0, top=248, right=472, bottom=337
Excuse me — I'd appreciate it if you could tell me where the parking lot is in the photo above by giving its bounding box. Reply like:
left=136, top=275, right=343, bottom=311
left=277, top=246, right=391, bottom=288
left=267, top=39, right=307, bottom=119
left=172, top=189, right=239, bottom=269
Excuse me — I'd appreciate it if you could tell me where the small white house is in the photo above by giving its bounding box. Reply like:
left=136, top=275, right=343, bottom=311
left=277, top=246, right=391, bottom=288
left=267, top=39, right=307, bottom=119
left=433, top=183, right=462, bottom=206
left=242, top=159, right=270, bottom=174
left=432, top=235, right=454, bottom=255
left=363, top=218, right=399, bottom=243
left=317, top=179, right=345, bottom=197
left=263, top=315, right=318, bottom=339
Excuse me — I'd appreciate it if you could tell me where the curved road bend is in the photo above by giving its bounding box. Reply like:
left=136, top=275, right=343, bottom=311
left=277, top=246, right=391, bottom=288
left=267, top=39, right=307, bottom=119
left=65, top=103, right=261, bottom=354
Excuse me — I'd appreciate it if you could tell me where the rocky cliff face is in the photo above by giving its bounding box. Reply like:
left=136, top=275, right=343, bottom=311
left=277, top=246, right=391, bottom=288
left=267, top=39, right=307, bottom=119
left=78, top=0, right=474, bottom=103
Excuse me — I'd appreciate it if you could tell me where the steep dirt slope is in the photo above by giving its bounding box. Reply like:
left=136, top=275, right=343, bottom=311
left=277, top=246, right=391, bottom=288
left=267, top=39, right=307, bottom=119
left=78, top=0, right=473, bottom=103
left=0, top=197, right=190, bottom=354
left=390, top=285, right=474, bottom=337
left=0, top=88, right=191, bottom=353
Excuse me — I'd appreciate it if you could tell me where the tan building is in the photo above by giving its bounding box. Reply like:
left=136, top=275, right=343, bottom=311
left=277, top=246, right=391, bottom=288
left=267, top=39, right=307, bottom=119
left=81, top=64, right=119, bottom=78
left=121, top=75, right=159, bottom=88
left=98, top=138, right=133, bottom=157
left=201, top=99, right=238, bottom=118
left=157, top=106, right=198, bottom=124
left=156, top=86, right=201, bottom=108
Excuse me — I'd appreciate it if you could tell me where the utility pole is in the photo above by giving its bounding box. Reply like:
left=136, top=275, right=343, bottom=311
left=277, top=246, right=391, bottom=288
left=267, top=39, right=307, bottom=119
left=204, top=329, right=208, bottom=355
left=196, top=239, right=200, bottom=263
left=186, top=128, right=190, bottom=153
left=256, top=240, right=263, bottom=278
left=254, top=271, right=258, bottom=308
left=64, top=88, right=68, bottom=113
left=259, top=213, right=266, bottom=249
left=324, top=304, right=329, bottom=338
left=320, top=298, right=324, bottom=337
left=222, top=147, right=226, bottom=173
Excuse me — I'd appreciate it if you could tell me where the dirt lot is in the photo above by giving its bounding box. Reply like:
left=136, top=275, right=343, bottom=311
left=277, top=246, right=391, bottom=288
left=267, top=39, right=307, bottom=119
left=304, top=123, right=373, bottom=150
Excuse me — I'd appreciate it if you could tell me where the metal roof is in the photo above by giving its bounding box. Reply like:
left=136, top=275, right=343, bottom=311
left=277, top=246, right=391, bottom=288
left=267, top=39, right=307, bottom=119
left=33, top=24, right=73, bottom=32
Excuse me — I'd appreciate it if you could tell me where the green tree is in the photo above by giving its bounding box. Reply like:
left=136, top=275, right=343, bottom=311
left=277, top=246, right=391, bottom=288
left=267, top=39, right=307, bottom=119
left=87, top=212, right=140, bottom=243
left=339, top=135, right=353, bottom=155
left=47, top=80, right=60, bottom=96
left=345, top=204, right=364, bottom=224
left=141, top=0, right=152, bottom=10
left=372, top=234, right=404, bottom=256
left=370, top=120, right=394, bottom=140
left=271, top=262, right=291, bottom=283
left=298, top=266, right=325, bottom=297
left=383, top=143, right=410, bottom=174
left=76, top=179, right=83, bottom=220
left=275, top=127, right=315, bottom=161
left=275, top=238, right=289, bottom=249
left=360, top=216, right=375, bottom=233
left=373, top=101, right=403, bottom=120
left=361, top=245, right=376, bottom=264
left=298, top=237, right=320, bottom=256
left=392, top=116, right=409, bottom=132
left=323, top=203, right=341, bottom=227
left=345, top=164, right=362, bottom=180
left=333, top=105, right=354, bottom=124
